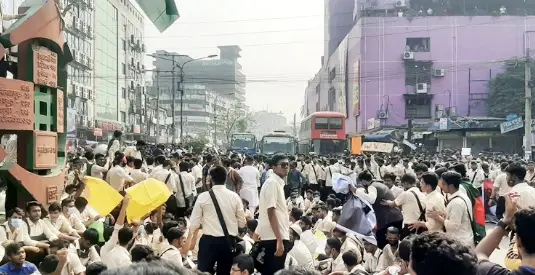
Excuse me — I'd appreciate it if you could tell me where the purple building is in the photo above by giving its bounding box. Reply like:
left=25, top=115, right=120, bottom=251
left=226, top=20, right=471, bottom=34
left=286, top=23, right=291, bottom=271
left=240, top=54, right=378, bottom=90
left=304, top=15, right=535, bottom=136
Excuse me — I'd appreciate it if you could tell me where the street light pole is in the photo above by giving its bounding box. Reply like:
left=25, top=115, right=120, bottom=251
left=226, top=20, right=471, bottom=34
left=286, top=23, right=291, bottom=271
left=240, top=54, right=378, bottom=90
left=175, top=54, right=218, bottom=144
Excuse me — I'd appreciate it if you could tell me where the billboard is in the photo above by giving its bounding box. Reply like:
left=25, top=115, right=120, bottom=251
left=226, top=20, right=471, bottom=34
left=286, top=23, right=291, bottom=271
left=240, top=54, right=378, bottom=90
left=353, top=60, right=361, bottom=116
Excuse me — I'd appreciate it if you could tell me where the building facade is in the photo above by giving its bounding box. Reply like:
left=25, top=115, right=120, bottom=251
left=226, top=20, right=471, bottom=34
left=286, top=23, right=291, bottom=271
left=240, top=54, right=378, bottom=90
left=94, top=0, right=146, bottom=141
left=149, top=46, right=245, bottom=144
left=304, top=0, right=535, bottom=138
left=60, top=0, right=96, bottom=140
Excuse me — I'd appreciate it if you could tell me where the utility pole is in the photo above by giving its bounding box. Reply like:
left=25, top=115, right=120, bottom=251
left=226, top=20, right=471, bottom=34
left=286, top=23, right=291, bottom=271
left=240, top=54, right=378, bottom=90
left=525, top=48, right=533, bottom=160
left=292, top=113, right=297, bottom=136
left=155, top=71, right=160, bottom=142
left=179, top=70, right=184, bottom=144
left=170, top=55, right=177, bottom=144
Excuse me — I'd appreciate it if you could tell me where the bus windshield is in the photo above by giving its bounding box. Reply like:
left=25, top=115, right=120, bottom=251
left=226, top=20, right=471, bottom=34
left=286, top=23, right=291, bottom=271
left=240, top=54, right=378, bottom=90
left=262, top=136, right=295, bottom=154
left=231, top=134, right=256, bottom=149
left=318, top=139, right=346, bottom=155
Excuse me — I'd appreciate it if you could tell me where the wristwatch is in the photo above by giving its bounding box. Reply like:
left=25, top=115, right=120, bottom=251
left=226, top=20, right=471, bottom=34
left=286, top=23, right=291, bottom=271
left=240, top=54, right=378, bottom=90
left=497, top=219, right=512, bottom=232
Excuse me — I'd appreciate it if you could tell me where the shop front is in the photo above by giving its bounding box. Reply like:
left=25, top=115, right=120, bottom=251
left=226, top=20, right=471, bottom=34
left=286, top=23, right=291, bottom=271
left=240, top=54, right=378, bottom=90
left=435, top=131, right=463, bottom=151
left=94, top=120, right=122, bottom=141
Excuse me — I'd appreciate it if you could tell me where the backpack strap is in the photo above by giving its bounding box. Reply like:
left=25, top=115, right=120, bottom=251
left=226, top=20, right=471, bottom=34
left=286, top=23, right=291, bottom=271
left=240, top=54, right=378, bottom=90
left=208, top=189, right=237, bottom=252
left=159, top=247, right=174, bottom=257
left=471, top=172, right=477, bottom=184
left=409, top=190, right=426, bottom=221
left=178, top=173, right=189, bottom=209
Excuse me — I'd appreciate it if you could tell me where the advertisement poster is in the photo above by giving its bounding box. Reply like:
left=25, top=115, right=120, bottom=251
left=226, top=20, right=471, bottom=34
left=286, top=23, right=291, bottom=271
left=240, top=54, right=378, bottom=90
left=67, top=108, right=77, bottom=138
left=353, top=60, right=361, bottom=116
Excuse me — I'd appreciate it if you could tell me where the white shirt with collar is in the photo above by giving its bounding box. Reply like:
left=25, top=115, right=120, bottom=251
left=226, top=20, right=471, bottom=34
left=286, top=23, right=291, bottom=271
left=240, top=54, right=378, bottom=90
left=61, top=252, right=86, bottom=275
left=175, top=171, right=196, bottom=208
left=159, top=244, right=183, bottom=267
left=444, top=190, right=474, bottom=247
left=0, top=221, right=23, bottom=259
left=68, top=239, right=101, bottom=267
left=363, top=248, right=385, bottom=274
left=189, top=185, right=246, bottom=237
left=288, top=240, right=314, bottom=268
left=300, top=229, right=318, bottom=255
left=150, top=165, right=177, bottom=193
left=22, top=218, right=58, bottom=246
left=106, top=165, right=134, bottom=191
left=44, top=215, right=76, bottom=235
left=130, top=168, right=149, bottom=183
left=510, top=182, right=535, bottom=210
left=124, top=146, right=142, bottom=160
left=101, top=224, right=131, bottom=269
left=394, top=186, right=426, bottom=224
left=191, top=164, right=203, bottom=188
left=423, top=189, right=446, bottom=232
left=325, top=165, right=341, bottom=187
left=258, top=173, right=290, bottom=241
left=87, top=161, right=109, bottom=179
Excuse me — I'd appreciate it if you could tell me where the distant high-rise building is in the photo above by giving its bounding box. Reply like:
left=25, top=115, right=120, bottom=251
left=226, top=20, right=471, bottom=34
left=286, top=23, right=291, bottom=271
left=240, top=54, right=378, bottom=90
left=93, top=0, right=146, bottom=141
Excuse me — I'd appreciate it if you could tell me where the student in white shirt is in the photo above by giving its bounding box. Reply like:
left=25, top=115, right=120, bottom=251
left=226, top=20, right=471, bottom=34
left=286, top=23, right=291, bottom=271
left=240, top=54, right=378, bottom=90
left=101, top=196, right=133, bottom=269
left=186, top=165, right=246, bottom=275
left=382, top=173, right=426, bottom=238
left=43, top=202, right=81, bottom=241
left=430, top=171, right=474, bottom=247
left=124, top=140, right=145, bottom=160
left=69, top=228, right=101, bottom=267
left=159, top=227, right=185, bottom=266
left=106, top=155, right=135, bottom=191
left=287, top=224, right=314, bottom=268
left=48, top=239, right=85, bottom=275
left=257, top=154, right=291, bottom=275
left=409, top=172, right=446, bottom=233
left=490, top=162, right=510, bottom=219
left=22, top=202, right=58, bottom=250
left=84, top=152, right=109, bottom=179
left=506, top=163, right=535, bottom=210
left=130, top=159, right=149, bottom=184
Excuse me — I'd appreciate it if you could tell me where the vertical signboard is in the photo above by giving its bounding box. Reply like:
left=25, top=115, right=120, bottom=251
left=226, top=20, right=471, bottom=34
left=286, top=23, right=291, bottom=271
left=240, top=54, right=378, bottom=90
left=56, top=89, right=64, bottom=133
left=0, top=78, right=34, bottom=130
left=353, top=60, right=360, bottom=116
left=33, top=45, right=58, bottom=88
left=338, top=38, right=347, bottom=118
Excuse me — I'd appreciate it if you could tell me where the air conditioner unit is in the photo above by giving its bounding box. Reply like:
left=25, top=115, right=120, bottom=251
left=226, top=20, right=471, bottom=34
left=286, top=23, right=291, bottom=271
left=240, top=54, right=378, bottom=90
left=141, top=44, right=146, bottom=52
left=85, top=55, right=91, bottom=67
left=88, top=0, right=95, bottom=9
left=88, top=88, right=94, bottom=100
left=87, top=57, right=93, bottom=69
left=130, top=34, right=135, bottom=44
left=79, top=53, right=85, bottom=64
left=416, top=83, right=428, bottom=93
left=435, top=104, right=444, bottom=111
left=86, top=25, right=92, bottom=37
left=141, top=65, right=145, bottom=71
left=72, top=18, right=79, bottom=29
left=396, top=0, right=407, bottom=7
left=435, top=110, right=444, bottom=118
left=88, top=120, right=94, bottom=128
left=377, top=110, right=388, bottom=119
left=403, top=51, right=414, bottom=60
left=433, top=69, right=445, bottom=77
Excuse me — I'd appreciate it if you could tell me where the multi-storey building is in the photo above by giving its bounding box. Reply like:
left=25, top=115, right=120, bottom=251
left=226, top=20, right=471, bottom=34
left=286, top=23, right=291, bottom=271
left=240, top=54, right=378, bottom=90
left=303, top=0, right=535, bottom=152
left=60, top=0, right=96, bottom=139
left=149, top=46, right=244, bottom=144
left=94, top=0, right=145, bottom=141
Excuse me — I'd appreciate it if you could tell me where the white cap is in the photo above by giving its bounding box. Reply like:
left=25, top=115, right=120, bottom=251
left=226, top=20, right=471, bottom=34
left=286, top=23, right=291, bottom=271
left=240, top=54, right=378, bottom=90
left=290, top=223, right=302, bottom=235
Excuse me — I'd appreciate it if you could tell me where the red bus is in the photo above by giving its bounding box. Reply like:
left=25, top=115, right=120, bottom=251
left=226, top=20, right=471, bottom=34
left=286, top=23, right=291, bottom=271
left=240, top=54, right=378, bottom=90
left=298, top=111, right=346, bottom=155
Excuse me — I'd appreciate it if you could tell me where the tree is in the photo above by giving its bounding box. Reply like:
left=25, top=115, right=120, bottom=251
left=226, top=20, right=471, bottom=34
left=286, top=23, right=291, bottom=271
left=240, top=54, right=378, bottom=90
left=182, top=135, right=209, bottom=153
left=215, top=104, right=255, bottom=145
left=488, top=58, right=535, bottom=118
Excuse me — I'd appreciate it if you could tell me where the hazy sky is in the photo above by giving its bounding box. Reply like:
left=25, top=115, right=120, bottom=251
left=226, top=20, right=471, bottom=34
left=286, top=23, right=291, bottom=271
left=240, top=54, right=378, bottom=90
left=142, top=0, right=325, bottom=121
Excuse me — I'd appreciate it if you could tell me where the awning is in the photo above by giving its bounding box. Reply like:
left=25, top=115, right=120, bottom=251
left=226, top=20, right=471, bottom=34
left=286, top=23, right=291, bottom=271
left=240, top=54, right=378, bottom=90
left=364, top=129, right=396, bottom=142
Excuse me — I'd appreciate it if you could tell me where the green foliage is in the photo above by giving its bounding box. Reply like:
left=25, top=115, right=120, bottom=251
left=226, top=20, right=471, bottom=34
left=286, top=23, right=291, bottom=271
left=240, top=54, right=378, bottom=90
left=488, top=58, right=535, bottom=117
left=216, top=104, right=256, bottom=144
left=183, top=135, right=209, bottom=153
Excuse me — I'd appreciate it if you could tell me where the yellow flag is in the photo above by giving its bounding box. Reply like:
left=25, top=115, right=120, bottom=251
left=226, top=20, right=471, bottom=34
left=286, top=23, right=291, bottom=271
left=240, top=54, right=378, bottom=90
left=125, top=178, right=171, bottom=223
left=83, top=176, right=123, bottom=217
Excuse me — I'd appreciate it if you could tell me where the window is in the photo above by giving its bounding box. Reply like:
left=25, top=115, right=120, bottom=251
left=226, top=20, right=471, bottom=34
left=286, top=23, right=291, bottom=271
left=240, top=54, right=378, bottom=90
left=120, top=111, right=126, bottom=123
left=122, top=39, right=126, bottom=51
left=315, top=117, right=328, bottom=130
left=329, top=118, right=342, bottom=129
left=406, top=37, right=430, bottom=52
left=315, top=83, right=320, bottom=94
left=122, top=87, right=126, bottom=99
left=405, top=95, right=432, bottom=119
left=405, top=61, right=432, bottom=86
left=328, top=67, right=336, bottom=84
left=122, top=63, right=126, bottom=74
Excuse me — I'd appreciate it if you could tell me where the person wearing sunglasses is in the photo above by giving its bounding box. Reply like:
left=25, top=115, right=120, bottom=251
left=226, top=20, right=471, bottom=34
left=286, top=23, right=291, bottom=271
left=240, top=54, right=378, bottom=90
left=257, top=154, right=291, bottom=275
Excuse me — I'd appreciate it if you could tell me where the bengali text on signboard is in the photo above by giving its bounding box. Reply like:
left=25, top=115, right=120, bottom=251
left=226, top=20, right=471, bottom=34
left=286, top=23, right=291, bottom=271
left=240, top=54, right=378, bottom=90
left=361, top=142, right=394, bottom=153
left=34, top=131, right=58, bottom=169
left=33, top=46, right=58, bottom=88
left=57, top=90, right=64, bottom=133
left=0, top=78, right=34, bottom=130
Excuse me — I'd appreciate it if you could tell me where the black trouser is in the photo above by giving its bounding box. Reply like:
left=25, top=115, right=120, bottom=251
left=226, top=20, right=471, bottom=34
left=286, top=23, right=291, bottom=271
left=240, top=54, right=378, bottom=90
left=376, top=220, right=403, bottom=249
left=401, top=223, right=427, bottom=239
left=258, top=240, right=290, bottom=275
left=197, top=235, right=236, bottom=275
left=496, top=196, right=506, bottom=219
